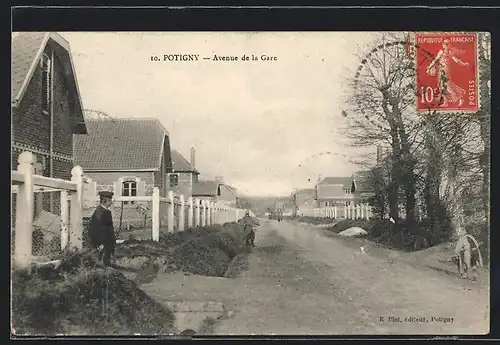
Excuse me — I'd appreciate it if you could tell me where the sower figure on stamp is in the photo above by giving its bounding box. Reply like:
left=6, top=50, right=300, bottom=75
left=88, top=191, right=117, bottom=266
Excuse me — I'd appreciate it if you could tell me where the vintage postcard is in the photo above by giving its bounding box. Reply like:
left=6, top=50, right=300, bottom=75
left=11, top=31, right=490, bottom=336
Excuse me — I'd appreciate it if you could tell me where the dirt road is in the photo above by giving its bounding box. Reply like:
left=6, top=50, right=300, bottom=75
left=215, top=219, right=489, bottom=335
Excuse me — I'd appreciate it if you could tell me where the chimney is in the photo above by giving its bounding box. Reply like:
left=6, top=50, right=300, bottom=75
left=190, top=146, right=196, bottom=170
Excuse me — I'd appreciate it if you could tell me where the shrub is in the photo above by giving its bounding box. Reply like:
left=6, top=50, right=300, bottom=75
left=328, top=218, right=453, bottom=252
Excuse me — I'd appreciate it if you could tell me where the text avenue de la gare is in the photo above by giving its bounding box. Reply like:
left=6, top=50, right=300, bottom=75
left=151, top=54, right=278, bottom=62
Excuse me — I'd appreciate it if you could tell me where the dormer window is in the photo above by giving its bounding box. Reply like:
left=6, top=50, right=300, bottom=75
left=40, top=54, right=52, bottom=114
left=345, top=188, right=351, bottom=195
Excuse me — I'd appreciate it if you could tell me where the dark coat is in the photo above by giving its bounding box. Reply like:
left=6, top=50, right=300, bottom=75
left=88, top=205, right=116, bottom=249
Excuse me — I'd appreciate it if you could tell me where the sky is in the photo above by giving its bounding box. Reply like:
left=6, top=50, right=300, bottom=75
left=61, top=32, right=376, bottom=197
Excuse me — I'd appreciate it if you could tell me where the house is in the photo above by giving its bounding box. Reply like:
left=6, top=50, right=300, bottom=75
left=315, top=172, right=374, bottom=208
left=73, top=118, right=172, bottom=227
left=292, top=188, right=317, bottom=216
left=274, top=198, right=294, bottom=216
left=167, top=148, right=200, bottom=197
left=73, top=117, right=172, bottom=197
left=11, top=32, right=88, bottom=216
left=192, top=176, right=240, bottom=207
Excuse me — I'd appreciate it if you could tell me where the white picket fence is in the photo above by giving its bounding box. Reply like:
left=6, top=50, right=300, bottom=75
left=299, top=203, right=373, bottom=220
left=11, top=151, right=84, bottom=268
left=11, top=151, right=246, bottom=268
left=83, top=189, right=245, bottom=241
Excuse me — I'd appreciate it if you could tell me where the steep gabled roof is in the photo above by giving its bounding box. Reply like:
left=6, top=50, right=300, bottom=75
left=317, top=176, right=353, bottom=187
left=73, top=118, right=169, bottom=171
left=192, top=180, right=219, bottom=197
left=12, top=32, right=87, bottom=134
left=171, top=149, right=199, bottom=174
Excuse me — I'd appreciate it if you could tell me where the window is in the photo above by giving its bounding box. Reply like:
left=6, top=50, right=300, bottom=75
left=344, top=188, right=351, bottom=195
left=169, top=173, right=179, bottom=187
left=40, top=54, right=52, bottom=114
left=122, top=181, right=137, bottom=205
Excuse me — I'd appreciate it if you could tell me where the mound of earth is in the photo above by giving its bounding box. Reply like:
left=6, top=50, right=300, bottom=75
left=11, top=251, right=175, bottom=336
left=115, top=222, right=249, bottom=277
left=170, top=238, right=230, bottom=277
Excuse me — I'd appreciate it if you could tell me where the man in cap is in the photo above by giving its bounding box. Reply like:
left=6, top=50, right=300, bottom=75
left=88, top=191, right=116, bottom=266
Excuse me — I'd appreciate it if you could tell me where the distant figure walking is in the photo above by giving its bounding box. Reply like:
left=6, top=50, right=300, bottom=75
left=87, top=191, right=116, bottom=266
left=242, top=210, right=257, bottom=247
left=277, top=209, right=283, bottom=222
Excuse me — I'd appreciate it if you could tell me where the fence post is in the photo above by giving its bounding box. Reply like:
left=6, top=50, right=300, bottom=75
left=69, top=166, right=84, bottom=251
left=210, top=201, right=214, bottom=225
left=187, top=196, right=193, bottom=228
left=179, top=194, right=185, bottom=231
left=14, top=152, right=35, bottom=268
left=206, top=201, right=210, bottom=226
left=167, top=190, right=174, bottom=233
left=212, top=203, right=217, bottom=225
left=152, top=187, right=160, bottom=241
left=208, top=202, right=213, bottom=225
left=201, top=200, right=206, bottom=227
left=194, top=198, right=200, bottom=227
left=60, top=190, right=69, bottom=250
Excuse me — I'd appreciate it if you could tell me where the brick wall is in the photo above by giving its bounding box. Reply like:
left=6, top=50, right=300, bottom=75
left=12, top=45, right=77, bottom=218
left=85, top=171, right=155, bottom=187
left=85, top=171, right=156, bottom=196
left=12, top=48, right=75, bottom=161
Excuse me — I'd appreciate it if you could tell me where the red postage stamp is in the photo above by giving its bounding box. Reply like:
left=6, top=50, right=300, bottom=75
left=415, top=32, right=478, bottom=113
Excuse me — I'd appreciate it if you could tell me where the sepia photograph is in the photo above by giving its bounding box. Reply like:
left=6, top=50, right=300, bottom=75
left=10, top=31, right=490, bottom=336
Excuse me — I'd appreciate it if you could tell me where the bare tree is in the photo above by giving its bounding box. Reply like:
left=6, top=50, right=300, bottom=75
left=342, top=33, right=419, bottom=225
